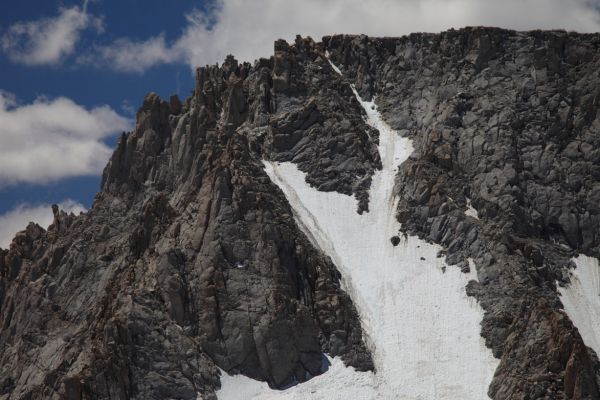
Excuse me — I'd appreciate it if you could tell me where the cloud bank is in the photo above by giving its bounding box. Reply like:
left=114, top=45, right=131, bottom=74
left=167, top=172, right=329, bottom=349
left=0, top=200, right=85, bottom=248
left=0, top=91, right=132, bottom=187
left=1, top=4, right=103, bottom=66
left=93, top=0, right=600, bottom=72
left=4, top=0, right=600, bottom=71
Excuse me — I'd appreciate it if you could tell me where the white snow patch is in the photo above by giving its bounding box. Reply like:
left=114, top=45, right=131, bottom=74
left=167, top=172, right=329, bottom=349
left=325, top=52, right=343, bottom=76
left=217, top=61, right=498, bottom=399
left=466, top=258, right=480, bottom=282
left=465, top=198, right=479, bottom=220
left=215, top=357, right=376, bottom=400
left=558, top=255, right=600, bottom=356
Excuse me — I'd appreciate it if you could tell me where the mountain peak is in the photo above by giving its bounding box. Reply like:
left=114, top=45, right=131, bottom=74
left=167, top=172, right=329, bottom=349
left=3, top=29, right=600, bottom=399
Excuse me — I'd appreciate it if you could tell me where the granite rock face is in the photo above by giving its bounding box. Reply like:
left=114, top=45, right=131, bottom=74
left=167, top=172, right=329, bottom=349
left=1, top=28, right=600, bottom=399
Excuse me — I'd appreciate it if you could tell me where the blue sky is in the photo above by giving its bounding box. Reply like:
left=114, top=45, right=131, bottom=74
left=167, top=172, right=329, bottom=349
left=2, top=0, right=600, bottom=247
left=0, top=0, right=206, bottom=120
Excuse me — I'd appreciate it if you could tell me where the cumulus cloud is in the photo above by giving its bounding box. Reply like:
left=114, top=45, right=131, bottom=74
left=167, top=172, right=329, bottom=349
left=0, top=200, right=86, bottom=248
left=1, top=4, right=103, bottom=65
left=90, top=0, right=600, bottom=72
left=0, top=91, right=132, bottom=187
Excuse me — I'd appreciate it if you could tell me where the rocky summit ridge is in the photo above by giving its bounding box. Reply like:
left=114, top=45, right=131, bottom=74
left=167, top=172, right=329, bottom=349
left=2, top=27, right=600, bottom=399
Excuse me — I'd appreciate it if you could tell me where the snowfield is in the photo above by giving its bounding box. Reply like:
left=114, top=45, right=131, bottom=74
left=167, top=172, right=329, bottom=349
left=217, top=357, right=377, bottom=400
left=216, top=62, right=499, bottom=399
left=559, top=255, right=600, bottom=356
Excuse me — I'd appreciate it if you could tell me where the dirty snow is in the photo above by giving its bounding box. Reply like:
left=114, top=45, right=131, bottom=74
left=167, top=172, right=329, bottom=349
left=216, top=61, right=498, bottom=399
left=465, top=198, right=479, bottom=220
left=559, top=255, right=600, bottom=356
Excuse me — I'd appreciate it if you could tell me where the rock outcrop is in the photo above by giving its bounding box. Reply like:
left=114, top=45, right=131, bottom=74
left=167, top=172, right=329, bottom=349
left=2, top=28, right=600, bottom=399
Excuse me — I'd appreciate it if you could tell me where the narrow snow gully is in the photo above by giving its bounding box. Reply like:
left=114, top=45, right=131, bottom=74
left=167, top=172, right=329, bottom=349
left=216, top=59, right=499, bottom=399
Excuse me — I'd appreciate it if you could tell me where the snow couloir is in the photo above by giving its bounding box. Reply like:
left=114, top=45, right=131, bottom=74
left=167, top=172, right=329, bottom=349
left=215, top=60, right=499, bottom=399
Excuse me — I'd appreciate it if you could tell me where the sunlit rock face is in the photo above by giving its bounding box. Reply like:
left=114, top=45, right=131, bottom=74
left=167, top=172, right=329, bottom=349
left=3, top=28, right=600, bottom=400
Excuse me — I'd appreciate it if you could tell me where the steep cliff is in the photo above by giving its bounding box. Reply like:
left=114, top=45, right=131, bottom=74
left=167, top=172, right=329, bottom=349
left=2, top=28, right=600, bottom=399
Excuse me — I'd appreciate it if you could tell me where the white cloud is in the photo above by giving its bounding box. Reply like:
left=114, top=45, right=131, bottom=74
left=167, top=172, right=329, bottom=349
left=0, top=200, right=86, bottom=248
left=90, top=0, right=600, bottom=72
left=87, top=34, right=178, bottom=73
left=1, top=5, right=103, bottom=65
left=0, top=91, right=132, bottom=187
